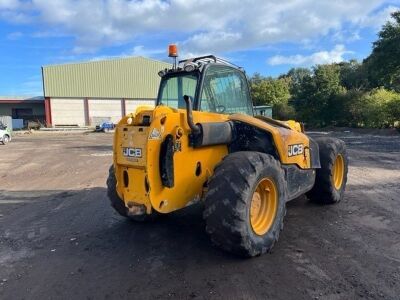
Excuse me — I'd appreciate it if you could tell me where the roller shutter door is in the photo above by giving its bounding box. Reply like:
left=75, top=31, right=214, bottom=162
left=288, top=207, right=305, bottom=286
left=51, top=98, right=85, bottom=126
left=88, top=99, right=122, bottom=124
left=125, top=99, right=155, bottom=114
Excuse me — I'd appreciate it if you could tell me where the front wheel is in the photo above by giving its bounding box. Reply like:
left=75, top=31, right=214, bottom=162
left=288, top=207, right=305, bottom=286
left=203, top=152, right=287, bottom=257
left=2, top=135, right=10, bottom=145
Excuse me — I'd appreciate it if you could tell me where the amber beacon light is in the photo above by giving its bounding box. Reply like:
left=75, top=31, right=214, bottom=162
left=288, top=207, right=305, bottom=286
left=168, top=44, right=178, bottom=57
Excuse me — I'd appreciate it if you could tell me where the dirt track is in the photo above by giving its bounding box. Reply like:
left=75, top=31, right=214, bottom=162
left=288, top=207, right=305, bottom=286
left=0, top=130, right=399, bottom=299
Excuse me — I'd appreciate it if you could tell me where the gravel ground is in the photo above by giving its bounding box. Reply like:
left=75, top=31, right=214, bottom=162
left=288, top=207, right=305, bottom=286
left=0, top=130, right=399, bottom=300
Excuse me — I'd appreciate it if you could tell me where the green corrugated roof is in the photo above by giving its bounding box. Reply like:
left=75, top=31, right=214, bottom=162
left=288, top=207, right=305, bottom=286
left=42, top=56, right=171, bottom=98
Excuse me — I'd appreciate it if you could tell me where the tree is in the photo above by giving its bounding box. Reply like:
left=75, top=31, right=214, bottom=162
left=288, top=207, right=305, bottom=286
left=364, top=11, right=400, bottom=92
left=285, top=67, right=312, bottom=96
left=250, top=74, right=290, bottom=105
left=249, top=74, right=294, bottom=119
left=247, top=12, right=400, bottom=128
left=249, top=73, right=269, bottom=106
left=338, top=60, right=369, bottom=90
left=293, top=64, right=346, bottom=126
left=333, top=90, right=364, bottom=127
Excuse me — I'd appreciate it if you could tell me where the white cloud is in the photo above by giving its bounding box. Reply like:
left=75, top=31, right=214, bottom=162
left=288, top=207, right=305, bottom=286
left=267, top=44, right=352, bottom=66
left=181, top=31, right=243, bottom=56
left=0, top=0, right=19, bottom=9
left=0, top=0, right=398, bottom=54
left=0, top=0, right=33, bottom=23
left=131, top=45, right=164, bottom=57
left=6, top=31, right=23, bottom=40
left=332, top=30, right=361, bottom=43
left=358, top=5, right=399, bottom=29
left=87, top=45, right=165, bottom=62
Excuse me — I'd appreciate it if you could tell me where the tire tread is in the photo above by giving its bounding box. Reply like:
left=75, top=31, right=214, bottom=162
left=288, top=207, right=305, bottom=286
left=203, top=151, right=287, bottom=257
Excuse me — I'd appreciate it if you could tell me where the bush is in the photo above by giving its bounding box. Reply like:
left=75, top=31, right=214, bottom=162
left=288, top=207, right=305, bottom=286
left=314, top=88, right=400, bottom=128
left=273, top=101, right=296, bottom=120
left=363, top=88, right=400, bottom=127
left=385, top=94, right=400, bottom=128
left=337, top=88, right=400, bottom=128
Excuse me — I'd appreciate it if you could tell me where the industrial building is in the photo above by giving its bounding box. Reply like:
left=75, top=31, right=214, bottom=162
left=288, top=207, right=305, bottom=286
left=253, top=105, right=272, bottom=117
left=42, top=56, right=171, bottom=127
left=0, top=96, right=45, bottom=129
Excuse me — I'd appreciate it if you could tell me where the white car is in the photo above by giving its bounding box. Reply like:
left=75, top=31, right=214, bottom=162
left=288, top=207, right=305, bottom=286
left=0, top=122, right=11, bottom=145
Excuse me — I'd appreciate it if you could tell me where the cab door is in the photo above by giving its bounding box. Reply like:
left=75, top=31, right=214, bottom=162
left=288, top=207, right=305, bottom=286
left=197, top=65, right=254, bottom=116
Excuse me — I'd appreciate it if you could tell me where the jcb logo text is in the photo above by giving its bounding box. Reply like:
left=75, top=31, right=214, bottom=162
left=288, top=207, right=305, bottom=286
left=123, top=147, right=142, bottom=158
left=288, top=144, right=304, bottom=157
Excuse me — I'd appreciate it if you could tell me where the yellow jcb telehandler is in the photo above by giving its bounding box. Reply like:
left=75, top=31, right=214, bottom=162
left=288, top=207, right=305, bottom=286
left=107, top=45, right=348, bottom=257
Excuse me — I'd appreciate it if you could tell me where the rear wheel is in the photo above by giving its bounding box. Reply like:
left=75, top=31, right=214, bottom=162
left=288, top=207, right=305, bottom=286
left=306, top=138, right=348, bottom=204
left=106, top=165, right=157, bottom=221
left=203, top=152, right=287, bottom=257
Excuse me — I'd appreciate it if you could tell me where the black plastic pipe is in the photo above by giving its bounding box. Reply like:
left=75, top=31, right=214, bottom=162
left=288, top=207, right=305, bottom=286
left=183, top=95, right=200, bottom=134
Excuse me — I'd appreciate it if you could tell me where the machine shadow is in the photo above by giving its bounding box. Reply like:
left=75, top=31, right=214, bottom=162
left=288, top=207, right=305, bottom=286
left=0, top=186, right=318, bottom=277
left=95, top=200, right=243, bottom=263
left=68, top=145, right=112, bottom=151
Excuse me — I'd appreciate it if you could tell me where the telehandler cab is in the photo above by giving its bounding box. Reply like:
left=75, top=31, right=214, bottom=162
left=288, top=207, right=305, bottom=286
left=107, top=45, right=348, bottom=257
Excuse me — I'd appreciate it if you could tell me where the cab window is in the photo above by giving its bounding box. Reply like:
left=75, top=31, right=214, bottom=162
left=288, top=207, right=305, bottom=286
left=200, top=65, right=253, bottom=115
left=158, top=74, right=198, bottom=109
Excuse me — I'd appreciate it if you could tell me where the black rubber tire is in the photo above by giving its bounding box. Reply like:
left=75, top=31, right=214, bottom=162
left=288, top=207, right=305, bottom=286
left=306, top=137, right=348, bottom=204
left=2, top=135, right=10, bottom=145
left=203, top=152, right=287, bottom=257
left=106, top=165, right=157, bottom=222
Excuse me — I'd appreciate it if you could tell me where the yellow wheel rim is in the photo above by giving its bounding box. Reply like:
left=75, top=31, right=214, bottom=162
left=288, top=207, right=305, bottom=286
left=332, top=154, right=344, bottom=190
left=250, top=178, right=278, bottom=236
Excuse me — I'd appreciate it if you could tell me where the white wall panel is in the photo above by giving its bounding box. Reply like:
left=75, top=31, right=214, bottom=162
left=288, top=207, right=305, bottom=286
left=88, top=99, right=122, bottom=124
left=125, top=99, right=155, bottom=114
left=51, top=98, right=85, bottom=126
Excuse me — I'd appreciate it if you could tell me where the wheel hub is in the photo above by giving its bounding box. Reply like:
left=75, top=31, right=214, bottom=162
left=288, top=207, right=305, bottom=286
left=332, top=154, right=344, bottom=190
left=250, top=178, right=278, bottom=236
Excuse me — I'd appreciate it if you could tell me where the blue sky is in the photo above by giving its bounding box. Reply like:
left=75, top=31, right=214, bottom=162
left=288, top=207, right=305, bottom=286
left=0, top=0, right=399, bottom=96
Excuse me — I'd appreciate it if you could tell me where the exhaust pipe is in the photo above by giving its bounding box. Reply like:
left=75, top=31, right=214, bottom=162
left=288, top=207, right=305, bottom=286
left=183, top=95, right=200, bottom=134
